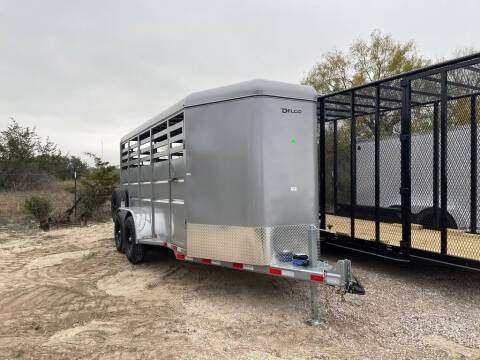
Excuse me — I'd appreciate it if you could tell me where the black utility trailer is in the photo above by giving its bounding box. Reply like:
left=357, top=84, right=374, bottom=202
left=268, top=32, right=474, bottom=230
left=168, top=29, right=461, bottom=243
left=317, top=52, right=480, bottom=271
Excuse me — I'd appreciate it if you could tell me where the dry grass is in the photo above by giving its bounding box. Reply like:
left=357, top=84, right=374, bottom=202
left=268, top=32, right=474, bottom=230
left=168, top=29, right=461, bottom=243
left=0, top=181, right=74, bottom=224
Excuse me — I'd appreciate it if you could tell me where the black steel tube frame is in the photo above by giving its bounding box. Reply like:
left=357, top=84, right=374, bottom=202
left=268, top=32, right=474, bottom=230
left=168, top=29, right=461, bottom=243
left=317, top=53, right=480, bottom=270
left=374, top=86, right=380, bottom=244
left=440, top=72, right=448, bottom=255
left=323, top=52, right=480, bottom=99
left=400, top=78, right=412, bottom=253
left=433, top=102, right=440, bottom=230
left=471, top=95, right=478, bottom=234
left=350, top=91, right=356, bottom=239
left=319, top=99, right=326, bottom=230
left=333, top=119, right=338, bottom=214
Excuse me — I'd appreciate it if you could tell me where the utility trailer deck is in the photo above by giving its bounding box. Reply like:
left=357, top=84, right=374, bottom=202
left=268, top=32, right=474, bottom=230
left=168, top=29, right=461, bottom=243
left=325, top=214, right=480, bottom=261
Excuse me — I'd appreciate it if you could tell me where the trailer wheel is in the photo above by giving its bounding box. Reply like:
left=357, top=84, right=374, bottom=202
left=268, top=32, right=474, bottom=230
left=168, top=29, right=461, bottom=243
left=124, top=216, right=144, bottom=264
left=114, top=213, right=124, bottom=253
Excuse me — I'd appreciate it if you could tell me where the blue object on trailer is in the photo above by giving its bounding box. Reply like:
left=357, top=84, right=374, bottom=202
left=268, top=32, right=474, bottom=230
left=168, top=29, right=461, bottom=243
left=292, top=258, right=309, bottom=266
left=292, top=253, right=309, bottom=266
left=277, top=250, right=293, bottom=262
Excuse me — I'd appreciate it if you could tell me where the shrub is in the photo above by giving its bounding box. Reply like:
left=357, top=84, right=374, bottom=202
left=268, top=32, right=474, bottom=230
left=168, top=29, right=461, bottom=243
left=78, top=153, right=119, bottom=219
left=24, top=195, right=52, bottom=221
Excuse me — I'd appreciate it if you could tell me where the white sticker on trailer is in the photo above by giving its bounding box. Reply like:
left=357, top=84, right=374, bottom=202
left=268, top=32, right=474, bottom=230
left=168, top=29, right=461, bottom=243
left=290, top=186, right=297, bottom=192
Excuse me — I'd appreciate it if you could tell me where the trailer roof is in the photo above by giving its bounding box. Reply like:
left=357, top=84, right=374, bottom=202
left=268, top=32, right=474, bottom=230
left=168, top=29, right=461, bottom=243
left=121, top=79, right=316, bottom=142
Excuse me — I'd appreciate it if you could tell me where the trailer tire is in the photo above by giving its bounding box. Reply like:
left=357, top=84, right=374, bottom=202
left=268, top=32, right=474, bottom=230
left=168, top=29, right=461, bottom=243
left=111, top=189, right=128, bottom=220
left=124, top=216, right=144, bottom=264
left=114, top=214, right=124, bottom=253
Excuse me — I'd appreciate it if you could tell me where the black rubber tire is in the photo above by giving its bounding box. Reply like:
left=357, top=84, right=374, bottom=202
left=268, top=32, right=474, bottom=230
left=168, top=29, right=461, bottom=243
left=124, top=216, right=144, bottom=264
left=114, top=214, right=124, bottom=253
left=111, top=189, right=128, bottom=220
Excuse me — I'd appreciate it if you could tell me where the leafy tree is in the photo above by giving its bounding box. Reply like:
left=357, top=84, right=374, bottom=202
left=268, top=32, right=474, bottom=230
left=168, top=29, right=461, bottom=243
left=0, top=119, right=88, bottom=190
left=303, top=29, right=430, bottom=94
left=77, top=153, right=120, bottom=219
left=0, top=120, right=43, bottom=190
left=303, top=30, right=430, bottom=138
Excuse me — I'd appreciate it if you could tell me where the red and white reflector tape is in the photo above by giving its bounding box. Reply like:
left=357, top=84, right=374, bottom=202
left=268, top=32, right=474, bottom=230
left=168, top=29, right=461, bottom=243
left=269, top=268, right=282, bottom=275
left=310, top=274, right=324, bottom=282
left=162, top=241, right=183, bottom=253
left=269, top=268, right=294, bottom=278
left=232, top=263, right=243, bottom=269
left=176, top=253, right=185, bottom=260
left=202, top=258, right=212, bottom=264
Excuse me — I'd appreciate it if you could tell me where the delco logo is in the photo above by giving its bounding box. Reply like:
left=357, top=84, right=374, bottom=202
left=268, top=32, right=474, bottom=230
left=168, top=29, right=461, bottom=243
left=282, top=108, right=302, bottom=114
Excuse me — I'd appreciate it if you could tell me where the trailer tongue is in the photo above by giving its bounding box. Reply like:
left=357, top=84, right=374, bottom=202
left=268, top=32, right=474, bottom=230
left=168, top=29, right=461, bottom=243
left=112, top=79, right=364, bottom=325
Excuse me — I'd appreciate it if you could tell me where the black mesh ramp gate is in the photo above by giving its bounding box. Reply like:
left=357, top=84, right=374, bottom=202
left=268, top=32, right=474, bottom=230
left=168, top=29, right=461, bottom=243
left=318, top=52, right=480, bottom=270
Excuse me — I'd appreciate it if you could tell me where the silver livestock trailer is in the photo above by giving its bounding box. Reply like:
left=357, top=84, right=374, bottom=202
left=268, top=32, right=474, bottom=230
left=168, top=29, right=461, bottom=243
left=111, top=79, right=364, bottom=324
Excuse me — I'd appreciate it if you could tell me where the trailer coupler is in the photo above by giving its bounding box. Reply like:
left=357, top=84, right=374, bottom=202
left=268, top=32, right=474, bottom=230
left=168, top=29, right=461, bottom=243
left=345, top=275, right=365, bottom=295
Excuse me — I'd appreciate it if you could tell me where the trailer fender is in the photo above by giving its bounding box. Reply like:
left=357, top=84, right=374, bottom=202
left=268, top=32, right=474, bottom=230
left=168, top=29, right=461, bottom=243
left=117, top=207, right=152, bottom=243
left=415, top=207, right=458, bottom=230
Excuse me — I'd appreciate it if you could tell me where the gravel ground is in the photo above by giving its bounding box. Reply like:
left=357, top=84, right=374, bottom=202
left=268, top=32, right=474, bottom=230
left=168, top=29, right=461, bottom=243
left=0, top=222, right=479, bottom=359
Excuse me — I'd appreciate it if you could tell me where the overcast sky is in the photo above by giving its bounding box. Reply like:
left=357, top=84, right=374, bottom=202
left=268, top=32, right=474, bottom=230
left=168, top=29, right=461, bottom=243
left=1, top=0, right=479, bottom=165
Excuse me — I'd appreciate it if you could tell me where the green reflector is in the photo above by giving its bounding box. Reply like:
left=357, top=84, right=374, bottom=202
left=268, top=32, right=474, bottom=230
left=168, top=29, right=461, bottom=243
left=291, top=139, right=296, bottom=144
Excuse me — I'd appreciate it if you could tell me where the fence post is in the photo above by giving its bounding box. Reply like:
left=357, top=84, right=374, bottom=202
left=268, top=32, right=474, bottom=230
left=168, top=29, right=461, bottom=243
left=74, top=168, right=77, bottom=218
left=400, top=77, right=412, bottom=254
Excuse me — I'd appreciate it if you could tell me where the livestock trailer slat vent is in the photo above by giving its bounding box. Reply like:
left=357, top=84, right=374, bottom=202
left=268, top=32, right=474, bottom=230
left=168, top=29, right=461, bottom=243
left=318, top=52, right=480, bottom=270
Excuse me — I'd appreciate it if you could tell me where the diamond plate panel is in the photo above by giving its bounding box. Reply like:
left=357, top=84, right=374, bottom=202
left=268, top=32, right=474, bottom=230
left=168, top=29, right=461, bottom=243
left=187, top=223, right=310, bottom=266
left=269, top=224, right=310, bottom=266
left=187, top=224, right=270, bottom=265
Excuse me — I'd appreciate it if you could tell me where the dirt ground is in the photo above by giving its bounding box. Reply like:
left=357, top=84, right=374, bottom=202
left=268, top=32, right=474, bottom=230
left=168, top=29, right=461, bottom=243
left=0, top=222, right=479, bottom=360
